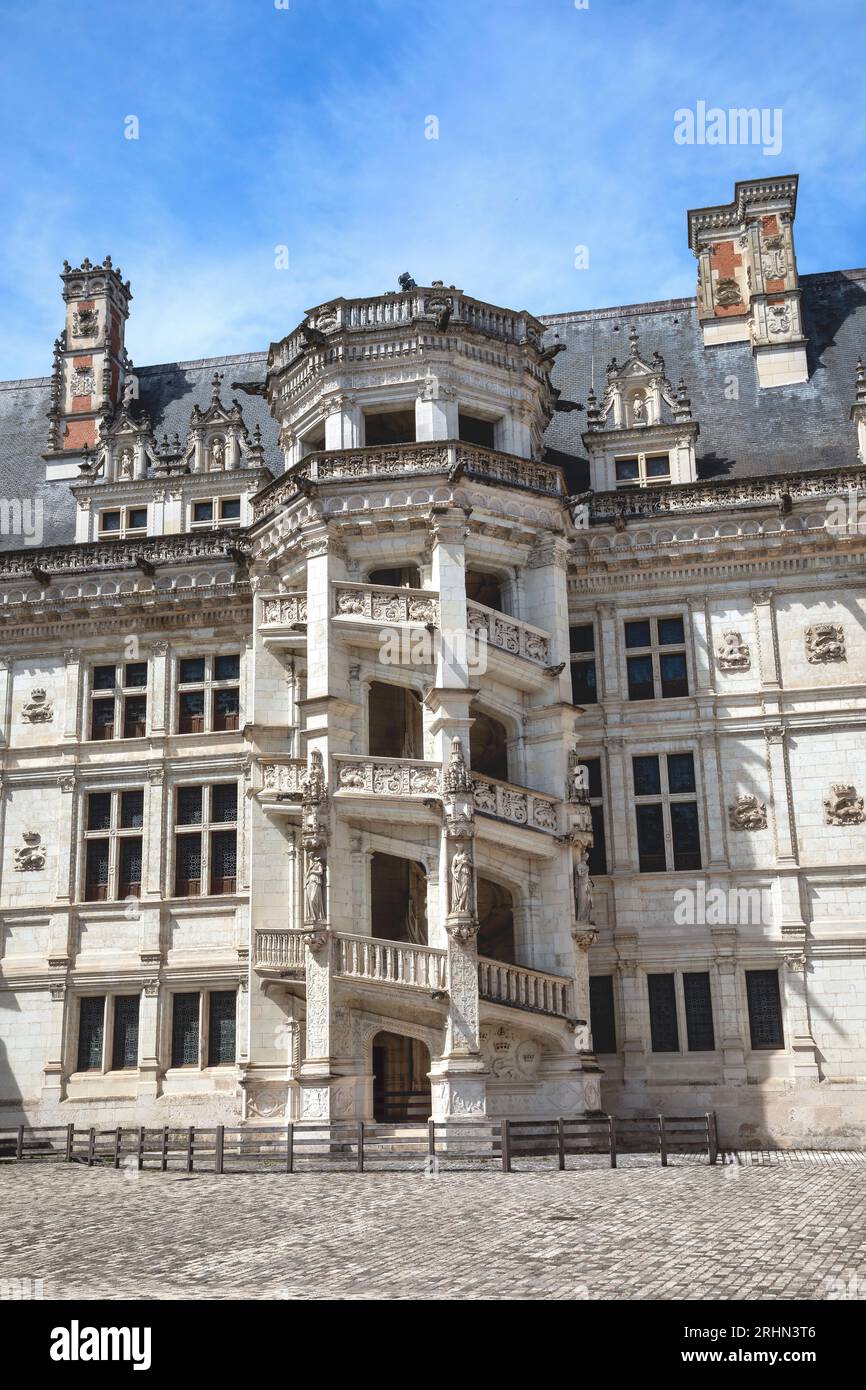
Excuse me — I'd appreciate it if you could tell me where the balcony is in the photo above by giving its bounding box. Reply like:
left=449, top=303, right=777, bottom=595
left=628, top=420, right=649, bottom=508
left=472, top=773, right=559, bottom=837
left=333, top=754, right=441, bottom=798
left=467, top=601, right=551, bottom=666
left=259, top=592, right=308, bottom=649
left=331, top=581, right=439, bottom=656
left=256, top=758, right=307, bottom=813
left=478, top=957, right=573, bottom=1019
left=334, top=933, right=447, bottom=994
left=254, top=928, right=306, bottom=976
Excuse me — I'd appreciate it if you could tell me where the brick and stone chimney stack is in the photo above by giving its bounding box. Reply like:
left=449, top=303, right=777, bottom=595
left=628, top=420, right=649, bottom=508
left=45, top=256, right=132, bottom=460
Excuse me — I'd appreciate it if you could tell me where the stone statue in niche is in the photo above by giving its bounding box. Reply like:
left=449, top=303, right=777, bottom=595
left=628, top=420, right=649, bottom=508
left=824, top=784, right=866, bottom=826
left=805, top=623, right=845, bottom=663
left=304, top=852, right=327, bottom=923
left=729, top=794, right=768, bottom=831
left=450, top=844, right=474, bottom=916
left=211, top=437, right=225, bottom=470
left=118, top=448, right=133, bottom=479
left=567, top=756, right=590, bottom=803
left=717, top=630, right=751, bottom=671
left=14, top=831, right=45, bottom=871
left=573, top=851, right=594, bottom=923
left=22, top=688, right=53, bottom=723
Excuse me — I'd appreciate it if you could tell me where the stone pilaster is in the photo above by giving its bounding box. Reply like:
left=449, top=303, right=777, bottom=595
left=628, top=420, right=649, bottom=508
left=782, top=950, right=821, bottom=1083
left=712, top=928, right=746, bottom=1084
left=615, top=936, right=646, bottom=1086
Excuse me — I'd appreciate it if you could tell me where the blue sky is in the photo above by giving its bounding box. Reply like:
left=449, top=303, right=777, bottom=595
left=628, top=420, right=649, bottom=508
left=0, top=0, right=864, bottom=379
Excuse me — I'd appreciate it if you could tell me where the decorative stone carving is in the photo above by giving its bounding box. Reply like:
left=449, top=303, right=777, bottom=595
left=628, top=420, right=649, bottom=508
left=14, top=831, right=46, bottom=871
left=479, top=1024, right=542, bottom=1081
left=729, top=794, right=768, bottom=831
left=783, top=952, right=808, bottom=973
left=71, top=367, right=94, bottom=397
left=717, top=630, right=751, bottom=671
left=246, top=1086, right=288, bottom=1119
left=304, top=851, right=327, bottom=923
left=261, top=594, right=308, bottom=625
left=72, top=309, right=98, bottom=339
left=450, top=844, right=474, bottom=916
left=261, top=761, right=303, bottom=794
left=567, top=753, right=590, bottom=803
left=443, top=737, right=473, bottom=795
left=572, top=928, right=598, bottom=951
left=22, top=688, right=54, bottom=723
left=573, top=850, right=594, bottom=924
left=824, top=784, right=866, bottom=826
left=805, top=623, right=845, bottom=663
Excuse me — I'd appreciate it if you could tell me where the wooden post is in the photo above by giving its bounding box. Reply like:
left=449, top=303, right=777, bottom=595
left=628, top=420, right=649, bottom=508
left=113, top=1126, right=122, bottom=1170
left=428, top=1119, right=436, bottom=1161
left=215, top=1123, right=225, bottom=1175
left=501, top=1119, right=512, bottom=1173
left=557, top=1117, right=566, bottom=1171
left=608, top=1115, right=617, bottom=1169
left=186, top=1126, right=195, bottom=1174
left=137, top=1126, right=145, bottom=1171
left=357, top=1121, right=365, bottom=1173
left=161, top=1125, right=169, bottom=1172
left=658, top=1115, right=668, bottom=1167
left=285, top=1123, right=294, bottom=1174
left=707, top=1111, right=719, bottom=1165
left=15, top=1124, right=24, bottom=1161
left=87, top=1127, right=96, bottom=1166
left=65, top=1123, right=74, bottom=1163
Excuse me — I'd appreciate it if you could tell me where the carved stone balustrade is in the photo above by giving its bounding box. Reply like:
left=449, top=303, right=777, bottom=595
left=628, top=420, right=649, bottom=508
left=333, top=755, right=441, bottom=799
left=478, top=957, right=574, bottom=1019
left=256, top=757, right=307, bottom=810
left=466, top=600, right=551, bottom=666
left=332, top=581, right=439, bottom=627
left=254, top=929, right=307, bottom=974
left=471, top=774, right=559, bottom=835
left=259, top=591, right=309, bottom=649
left=334, top=933, right=447, bottom=993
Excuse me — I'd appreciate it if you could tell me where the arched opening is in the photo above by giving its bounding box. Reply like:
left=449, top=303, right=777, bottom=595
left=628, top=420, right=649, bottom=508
left=370, top=853, right=427, bottom=943
left=465, top=568, right=505, bottom=613
left=477, top=878, right=516, bottom=962
left=470, top=709, right=509, bottom=782
left=367, top=564, right=421, bottom=588
left=372, top=1031, right=431, bottom=1122
left=368, top=681, right=423, bottom=759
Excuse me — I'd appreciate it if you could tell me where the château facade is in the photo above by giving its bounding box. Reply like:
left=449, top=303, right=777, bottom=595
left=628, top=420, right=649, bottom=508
left=1, top=175, right=864, bottom=1146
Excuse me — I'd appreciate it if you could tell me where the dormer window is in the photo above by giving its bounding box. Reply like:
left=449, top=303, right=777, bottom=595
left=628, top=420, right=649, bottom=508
left=614, top=453, right=672, bottom=489
left=190, top=497, right=242, bottom=529
left=98, top=506, right=148, bottom=538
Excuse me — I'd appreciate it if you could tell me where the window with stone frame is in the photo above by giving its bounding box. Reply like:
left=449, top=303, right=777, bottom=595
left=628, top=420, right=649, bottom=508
left=633, top=752, right=701, bottom=872
left=173, top=781, right=238, bottom=897
left=76, top=993, right=141, bottom=1073
left=589, top=975, right=617, bottom=1053
left=647, top=972, right=679, bottom=1051
left=82, top=788, right=144, bottom=901
left=613, top=451, right=672, bottom=489
left=170, top=989, right=237, bottom=1069
left=88, top=660, right=148, bottom=740
left=746, top=969, right=785, bottom=1050
left=581, top=756, right=608, bottom=876
left=569, top=622, right=598, bottom=705
left=647, top=970, right=716, bottom=1053
left=624, top=616, right=688, bottom=700
left=189, top=496, right=242, bottom=530
left=97, top=504, right=148, bottom=539
left=176, top=653, right=240, bottom=734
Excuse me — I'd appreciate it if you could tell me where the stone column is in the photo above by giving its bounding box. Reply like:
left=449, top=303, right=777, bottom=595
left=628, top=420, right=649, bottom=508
left=615, top=937, right=646, bottom=1086
left=765, top=724, right=799, bottom=867
left=41, top=980, right=69, bottom=1107
left=138, top=979, right=161, bottom=1100
left=62, top=649, right=81, bottom=742
left=753, top=589, right=781, bottom=690
left=324, top=394, right=361, bottom=450
left=571, top=927, right=598, bottom=1046
left=0, top=657, right=11, bottom=746
left=699, top=732, right=728, bottom=867
left=597, top=604, right=619, bottom=701
left=149, top=640, right=169, bottom=737
left=296, top=749, right=340, bottom=1120
left=782, top=950, right=821, bottom=1083
left=415, top=382, right=458, bottom=441
left=522, top=537, right=571, bottom=705
left=712, top=928, right=746, bottom=1084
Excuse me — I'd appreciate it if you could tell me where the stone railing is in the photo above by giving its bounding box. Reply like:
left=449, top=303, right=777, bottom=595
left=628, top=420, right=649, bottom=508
left=258, top=758, right=307, bottom=796
left=251, top=441, right=565, bottom=522
left=332, top=581, right=439, bottom=625
left=333, top=755, right=441, bottom=798
left=335, top=933, right=447, bottom=992
left=585, top=464, right=866, bottom=523
left=260, top=592, right=308, bottom=625
left=478, top=957, right=573, bottom=1019
left=472, top=775, right=559, bottom=834
left=466, top=601, right=551, bottom=665
left=254, top=929, right=307, bottom=971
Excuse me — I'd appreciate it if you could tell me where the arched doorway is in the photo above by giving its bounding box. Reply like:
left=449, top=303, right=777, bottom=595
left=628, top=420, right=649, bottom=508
left=368, top=681, right=423, bottom=759
left=372, top=1031, right=432, bottom=1121
left=477, top=878, right=516, bottom=962
left=470, top=709, right=509, bottom=782
left=370, top=853, right=427, bottom=943
left=466, top=568, right=505, bottom=613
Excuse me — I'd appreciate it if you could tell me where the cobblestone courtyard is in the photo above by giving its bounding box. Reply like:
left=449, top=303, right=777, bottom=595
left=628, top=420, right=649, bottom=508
left=2, top=1157, right=865, bottom=1301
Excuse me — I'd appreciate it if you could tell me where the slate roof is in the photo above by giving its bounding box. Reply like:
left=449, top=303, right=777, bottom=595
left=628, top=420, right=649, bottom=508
left=2, top=270, right=865, bottom=551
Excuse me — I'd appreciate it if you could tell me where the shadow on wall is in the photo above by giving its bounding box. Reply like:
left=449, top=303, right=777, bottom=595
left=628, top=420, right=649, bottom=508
left=0, top=988, right=25, bottom=1124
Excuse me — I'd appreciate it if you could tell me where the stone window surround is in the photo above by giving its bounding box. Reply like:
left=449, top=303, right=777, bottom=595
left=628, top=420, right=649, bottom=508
left=172, top=779, right=239, bottom=900
left=173, top=651, right=242, bottom=736
left=86, top=659, right=149, bottom=742
left=623, top=612, right=690, bottom=702
left=631, top=748, right=702, bottom=873
left=80, top=785, right=145, bottom=902
left=97, top=503, right=149, bottom=540
left=164, top=986, right=238, bottom=1073
left=645, top=968, right=717, bottom=1055
left=613, top=448, right=673, bottom=489
left=70, top=990, right=142, bottom=1078
left=188, top=494, right=243, bottom=531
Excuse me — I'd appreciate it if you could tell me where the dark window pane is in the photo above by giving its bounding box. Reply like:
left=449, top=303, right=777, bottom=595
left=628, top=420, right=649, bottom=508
left=625, top=620, right=651, bottom=648
left=213, top=686, right=239, bottom=731
left=660, top=652, right=688, bottom=698
left=627, top=655, right=654, bottom=701
left=171, top=992, right=200, bottom=1067
left=208, top=991, right=237, bottom=1066
left=178, top=690, right=205, bottom=733
left=177, top=786, right=203, bottom=825
left=93, top=665, right=117, bottom=690
left=120, top=790, right=144, bottom=828
left=124, top=662, right=147, bottom=688
left=112, top=995, right=140, bottom=1070
left=633, top=755, right=661, bottom=797
left=119, top=837, right=143, bottom=897
left=588, top=803, right=607, bottom=876
left=127, top=507, right=148, bottom=530
left=212, top=783, right=237, bottom=823
left=584, top=757, right=603, bottom=800
left=746, top=971, right=784, bottom=1049
left=77, top=997, right=105, bottom=1071
left=90, top=698, right=115, bottom=739
left=636, top=803, right=665, bottom=873
left=671, top=802, right=701, bottom=870
left=193, top=501, right=214, bottom=523
left=179, top=657, right=205, bottom=684
left=615, top=458, right=639, bottom=482
left=683, top=973, right=715, bottom=1051
left=589, top=976, right=616, bottom=1054
left=123, top=695, right=147, bottom=738
left=657, top=616, right=685, bottom=646
left=87, top=792, right=112, bottom=831
left=569, top=624, right=595, bottom=654
left=570, top=660, right=597, bottom=705
left=648, top=974, right=679, bottom=1052
left=100, top=511, right=121, bottom=532
left=646, top=455, right=671, bottom=479
left=667, top=753, right=696, bottom=795
left=210, top=830, right=237, bottom=894
left=214, top=654, right=240, bottom=682
left=220, top=498, right=241, bottom=520
left=85, top=840, right=110, bottom=900
left=174, top=833, right=202, bottom=896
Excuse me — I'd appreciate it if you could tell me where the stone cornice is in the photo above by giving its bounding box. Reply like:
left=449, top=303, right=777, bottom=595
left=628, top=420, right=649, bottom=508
left=583, top=464, right=866, bottom=524
left=0, top=529, right=250, bottom=579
